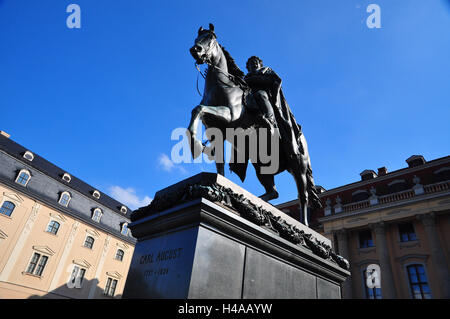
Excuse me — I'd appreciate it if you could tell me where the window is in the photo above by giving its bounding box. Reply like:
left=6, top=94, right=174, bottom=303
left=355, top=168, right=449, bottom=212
left=84, top=236, right=95, bottom=249
left=62, top=173, right=72, bottom=183
left=359, top=230, right=375, bottom=248
left=59, top=192, right=71, bottom=207
left=115, top=249, right=124, bottom=261
left=92, top=190, right=101, bottom=199
left=121, top=223, right=129, bottom=236
left=363, top=269, right=382, bottom=299
left=68, top=265, right=86, bottom=288
left=92, top=208, right=102, bottom=223
left=388, top=179, right=408, bottom=193
left=120, top=206, right=127, bottom=214
left=352, top=189, right=369, bottom=202
left=26, top=253, right=48, bottom=277
left=407, top=264, right=432, bottom=299
left=104, top=277, right=118, bottom=297
left=23, top=151, right=34, bottom=161
left=15, top=169, right=31, bottom=186
left=0, top=201, right=15, bottom=217
left=46, top=220, right=60, bottom=235
left=398, top=223, right=417, bottom=242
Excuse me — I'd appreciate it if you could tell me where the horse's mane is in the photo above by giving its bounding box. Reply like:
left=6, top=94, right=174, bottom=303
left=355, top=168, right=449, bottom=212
left=219, top=45, right=245, bottom=80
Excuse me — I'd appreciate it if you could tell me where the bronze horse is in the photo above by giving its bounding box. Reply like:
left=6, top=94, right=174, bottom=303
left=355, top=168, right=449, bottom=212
left=187, top=24, right=321, bottom=226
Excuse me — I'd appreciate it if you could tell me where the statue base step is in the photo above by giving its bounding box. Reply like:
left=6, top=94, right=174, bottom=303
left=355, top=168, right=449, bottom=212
left=122, top=173, right=349, bottom=299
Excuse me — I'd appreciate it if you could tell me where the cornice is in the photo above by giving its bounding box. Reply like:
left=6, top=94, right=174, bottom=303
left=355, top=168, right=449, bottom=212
left=276, top=157, right=450, bottom=210
left=318, top=190, right=450, bottom=224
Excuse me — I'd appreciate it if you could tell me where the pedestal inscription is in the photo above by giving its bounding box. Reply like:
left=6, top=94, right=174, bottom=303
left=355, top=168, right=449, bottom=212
left=123, top=227, right=198, bottom=299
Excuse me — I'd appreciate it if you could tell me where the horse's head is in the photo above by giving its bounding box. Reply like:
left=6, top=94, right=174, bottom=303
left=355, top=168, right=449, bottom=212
left=190, top=23, right=218, bottom=65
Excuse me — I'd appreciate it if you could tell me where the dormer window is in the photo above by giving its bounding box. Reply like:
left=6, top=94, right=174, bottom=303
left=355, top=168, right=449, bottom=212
left=315, top=185, right=326, bottom=194
left=92, top=208, right=102, bottom=223
left=59, top=191, right=71, bottom=207
left=62, top=173, right=72, bottom=183
left=92, top=190, right=101, bottom=199
left=15, top=169, right=31, bottom=186
left=120, top=206, right=127, bottom=214
left=406, top=155, right=426, bottom=168
left=360, top=170, right=377, bottom=181
left=23, top=151, right=34, bottom=162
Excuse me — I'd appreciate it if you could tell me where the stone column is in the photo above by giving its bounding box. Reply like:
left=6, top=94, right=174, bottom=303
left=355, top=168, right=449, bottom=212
left=418, top=213, right=450, bottom=298
left=336, top=229, right=352, bottom=299
left=371, top=222, right=396, bottom=298
left=49, top=221, right=80, bottom=291
left=88, top=235, right=111, bottom=299
left=0, top=203, right=41, bottom=281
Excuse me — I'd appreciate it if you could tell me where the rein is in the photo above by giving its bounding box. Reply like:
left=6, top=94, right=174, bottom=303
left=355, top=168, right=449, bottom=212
left=195, top=63, right=206, bottom=97
left=194, top=61, right=248, bottom=97
left=193, top=38, right=248, bottom=96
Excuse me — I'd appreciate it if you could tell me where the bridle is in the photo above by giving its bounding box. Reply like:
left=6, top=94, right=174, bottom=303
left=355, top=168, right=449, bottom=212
left=194, top=36, right=248, bottom=96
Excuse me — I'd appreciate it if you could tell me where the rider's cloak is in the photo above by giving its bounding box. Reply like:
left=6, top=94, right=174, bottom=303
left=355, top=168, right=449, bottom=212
left=229, top=67, right=322, bottom=209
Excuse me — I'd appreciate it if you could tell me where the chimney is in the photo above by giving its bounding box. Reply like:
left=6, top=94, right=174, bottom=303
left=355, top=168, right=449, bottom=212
left=377, top=167, right=388, bottom=176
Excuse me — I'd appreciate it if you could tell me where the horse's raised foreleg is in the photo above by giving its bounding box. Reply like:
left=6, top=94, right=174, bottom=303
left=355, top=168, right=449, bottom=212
left=187, top=106, right=205, bottom=159
left=187, top=105, right=233, bottom=159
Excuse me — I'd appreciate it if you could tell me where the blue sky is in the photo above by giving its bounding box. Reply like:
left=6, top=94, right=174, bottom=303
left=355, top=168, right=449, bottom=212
left=1, top=0, right=449, bottom=209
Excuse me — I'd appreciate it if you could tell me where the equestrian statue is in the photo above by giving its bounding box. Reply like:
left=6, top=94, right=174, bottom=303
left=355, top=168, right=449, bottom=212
left=187, top=23, right=321, bottom=226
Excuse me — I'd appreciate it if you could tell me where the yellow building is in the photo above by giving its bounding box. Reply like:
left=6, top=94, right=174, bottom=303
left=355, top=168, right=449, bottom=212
left=277, top=154, right=450, bottom=299
left=0, top=131, right=136, bottom=298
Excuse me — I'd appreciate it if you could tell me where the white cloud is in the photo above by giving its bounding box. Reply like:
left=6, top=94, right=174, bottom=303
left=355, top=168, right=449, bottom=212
left=108, top=186, right=152, bottom=210
left=158, top=153, right=175, bottom=171
left=158, top=153, right=187, bottom=174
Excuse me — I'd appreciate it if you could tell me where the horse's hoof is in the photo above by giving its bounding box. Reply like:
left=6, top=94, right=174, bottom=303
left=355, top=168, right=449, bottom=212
left=260, top=190, right=279, bottom=202
left=190, top=139, right=204, bottom=159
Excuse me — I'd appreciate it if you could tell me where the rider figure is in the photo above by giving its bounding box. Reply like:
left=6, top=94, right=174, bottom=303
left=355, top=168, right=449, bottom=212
left=245, top=56, right=280, bottom=134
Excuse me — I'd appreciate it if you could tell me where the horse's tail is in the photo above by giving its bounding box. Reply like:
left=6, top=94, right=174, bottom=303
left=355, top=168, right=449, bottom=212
left=306, top=164, right=322, bottom=209
left=299, top=133, right=322, bottom=209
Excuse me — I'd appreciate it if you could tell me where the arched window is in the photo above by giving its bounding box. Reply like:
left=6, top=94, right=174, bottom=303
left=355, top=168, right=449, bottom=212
left=363, top=265, right=382, bottom=299
left=115, top=249, right=124, bottom=261
left=23, top=151, right=34, bottom=161
left=0, top=201, right=15, bottom=217
left=84, top=236, right=95, bottom=249
left=406, top=264, right=431, bottom=299
left=92, top=190, right=101, bottom=199
left=121, top=223, right=129, bottom=236
left=59, top=192, right=71, bottom=207
left=46, top=220, right=60, bottom=235
left=15, top=169, right=31, bottom=186
left=92, top=208, right=103, bottom=223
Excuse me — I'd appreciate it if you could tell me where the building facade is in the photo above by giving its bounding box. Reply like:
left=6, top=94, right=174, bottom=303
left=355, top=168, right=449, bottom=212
left=0, top=131, right=136, bottom=298
left=277, top=155, right=450, bottom=299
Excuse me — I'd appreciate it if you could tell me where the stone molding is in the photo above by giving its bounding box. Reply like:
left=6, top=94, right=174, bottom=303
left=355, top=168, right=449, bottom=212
left=132, top=177, right=350, bottom=271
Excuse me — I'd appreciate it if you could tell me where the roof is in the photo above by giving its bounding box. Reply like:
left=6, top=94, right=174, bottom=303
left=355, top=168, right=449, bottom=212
left=0, top=133, right=133, bottom=218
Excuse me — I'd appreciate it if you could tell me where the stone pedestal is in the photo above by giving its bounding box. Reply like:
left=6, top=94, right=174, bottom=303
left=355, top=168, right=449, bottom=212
left=122, top=173, right=350, bottom=299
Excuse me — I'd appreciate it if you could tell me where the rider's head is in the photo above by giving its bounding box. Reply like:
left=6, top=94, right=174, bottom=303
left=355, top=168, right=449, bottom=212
left=246, top=56, right=263, bottom=73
